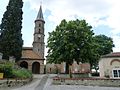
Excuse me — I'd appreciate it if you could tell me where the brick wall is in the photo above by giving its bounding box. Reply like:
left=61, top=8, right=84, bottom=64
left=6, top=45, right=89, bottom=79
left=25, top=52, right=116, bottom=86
left=46, top=62, right=90, bottom=74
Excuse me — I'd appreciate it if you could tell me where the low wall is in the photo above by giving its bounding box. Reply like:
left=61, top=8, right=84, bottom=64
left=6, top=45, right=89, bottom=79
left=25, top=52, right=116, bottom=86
left=53, top=77, right=120, bottom=87
left=58, top=73, right=91, bottom=78
left=0, top=78, right=32, bottom=88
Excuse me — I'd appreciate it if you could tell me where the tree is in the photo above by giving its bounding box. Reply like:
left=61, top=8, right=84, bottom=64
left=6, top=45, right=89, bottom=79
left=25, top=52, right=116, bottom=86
left=92, top=35, right=114, bottom=72
left=47, top=19, right=95, bottom=73
left=94, top=35, right=114, bottom=56
left=0, top=0, right=23, bottom=61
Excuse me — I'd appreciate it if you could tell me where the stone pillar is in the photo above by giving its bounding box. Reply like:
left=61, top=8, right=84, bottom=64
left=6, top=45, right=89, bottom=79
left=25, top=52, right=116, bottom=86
left=61, top=62, right=66, bottom=73
left=28, top=65, right=32, bottom=72
left=40, top=65, right=44, bottom=74
left=0, top=53, right=3, bottom=60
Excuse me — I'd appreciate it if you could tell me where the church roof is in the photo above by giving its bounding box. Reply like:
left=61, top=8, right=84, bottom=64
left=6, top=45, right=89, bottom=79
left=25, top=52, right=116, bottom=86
left=102, top=52, right=120, bottom=58
left=36, top=5, right=44, bottom=21
left=21, top=47, right=44, bottom=60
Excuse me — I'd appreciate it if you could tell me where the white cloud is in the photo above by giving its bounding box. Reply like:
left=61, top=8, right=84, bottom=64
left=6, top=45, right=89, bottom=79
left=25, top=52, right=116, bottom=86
left=24, top=0, right=120, bottom=52
left=106, top=3, right=120, bottom=34
left=113, top=35, right=120, bottom=52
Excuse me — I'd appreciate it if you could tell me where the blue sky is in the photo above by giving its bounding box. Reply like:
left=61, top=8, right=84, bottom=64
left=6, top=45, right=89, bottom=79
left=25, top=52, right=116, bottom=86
left=0, top=0, right=120, bottom=56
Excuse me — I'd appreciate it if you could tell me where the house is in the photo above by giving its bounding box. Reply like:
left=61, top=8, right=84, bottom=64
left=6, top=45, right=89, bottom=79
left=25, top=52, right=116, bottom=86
left=99, top=52, right=120, bottom=79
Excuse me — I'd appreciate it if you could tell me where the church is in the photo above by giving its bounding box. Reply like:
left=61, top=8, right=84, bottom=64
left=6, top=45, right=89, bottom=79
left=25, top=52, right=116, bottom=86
left=18, top=5, right=45, bottom=74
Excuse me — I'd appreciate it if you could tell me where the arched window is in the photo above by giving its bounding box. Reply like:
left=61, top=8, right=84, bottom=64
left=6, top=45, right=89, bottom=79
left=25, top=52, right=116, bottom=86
left=38, top=29, right=40, bottom=33
left=110, top=59, right=120, bottom=65
left=39, top=24, right=41, bottom=27
left=20, top=61, right=28, bottom=69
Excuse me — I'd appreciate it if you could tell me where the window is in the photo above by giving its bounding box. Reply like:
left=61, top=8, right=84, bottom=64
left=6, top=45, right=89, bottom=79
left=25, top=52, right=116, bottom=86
left=118, top=70, right=120, bottom=77
left=39, top=24, right=41, bottom=27
left=112, top=69, right=120, bottom=78
left=39, top=29, right=40, bottom=33
left=113, top=70, right=118, bottom=77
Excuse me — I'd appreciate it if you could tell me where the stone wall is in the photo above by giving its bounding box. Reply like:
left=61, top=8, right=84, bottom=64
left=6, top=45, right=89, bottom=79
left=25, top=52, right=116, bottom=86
left=46, top=62, right=90, bottom=74
left=46, top=63, right=62, bottom=74
left=53, top=77, right=120, bottom=87
left=0, top=78, right=32, bottom=88
left=58, top=73, right=91, bottom=78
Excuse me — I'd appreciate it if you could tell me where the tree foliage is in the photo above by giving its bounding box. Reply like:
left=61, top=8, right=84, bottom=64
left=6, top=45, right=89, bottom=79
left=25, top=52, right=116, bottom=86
left=92, top=35, right=114, bottom=72
left=47, top=19, right=114, bottom=73
left=0, top=0, right=23, bottom=61
left=47, top=19, right=95, bottom=65
left=94, top=35, right=114, bottom=56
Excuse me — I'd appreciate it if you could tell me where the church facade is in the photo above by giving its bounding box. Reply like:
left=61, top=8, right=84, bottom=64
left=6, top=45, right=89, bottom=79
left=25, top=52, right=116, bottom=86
left=18, top=5, right=45, bottom=74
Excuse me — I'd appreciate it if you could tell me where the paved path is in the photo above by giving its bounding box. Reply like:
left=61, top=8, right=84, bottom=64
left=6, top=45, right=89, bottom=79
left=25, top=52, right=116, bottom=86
left=12, top=74, right=45, bottom=90
left=35, top=75, right=48, bottom=90
left=1, top=74, right=120, bottom=90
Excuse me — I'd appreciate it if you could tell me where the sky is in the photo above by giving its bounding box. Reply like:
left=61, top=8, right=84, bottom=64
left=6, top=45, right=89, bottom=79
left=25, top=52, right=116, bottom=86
left=0, top=0, right=120, bottom=56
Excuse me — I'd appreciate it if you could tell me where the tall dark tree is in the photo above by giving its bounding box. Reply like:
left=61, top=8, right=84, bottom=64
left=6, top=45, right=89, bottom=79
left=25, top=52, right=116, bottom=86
left=47, top=19, right=95, bottom=73
left=0, top=0, right=23, bottom=61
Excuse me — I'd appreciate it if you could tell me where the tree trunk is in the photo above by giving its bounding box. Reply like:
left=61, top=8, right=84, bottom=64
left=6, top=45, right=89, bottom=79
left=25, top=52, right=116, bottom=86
left=66, top=62, right=69, bottom=74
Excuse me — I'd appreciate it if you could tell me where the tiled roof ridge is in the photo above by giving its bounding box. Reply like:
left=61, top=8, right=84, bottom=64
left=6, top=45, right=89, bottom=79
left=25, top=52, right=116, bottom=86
left=22, top=47, right=33, bottom=50
left=102, top=52, right=120, bottom=58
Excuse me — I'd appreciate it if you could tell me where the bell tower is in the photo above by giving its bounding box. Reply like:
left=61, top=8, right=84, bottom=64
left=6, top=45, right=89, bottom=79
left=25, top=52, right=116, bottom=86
left=33, top=5, right=45, bottom=59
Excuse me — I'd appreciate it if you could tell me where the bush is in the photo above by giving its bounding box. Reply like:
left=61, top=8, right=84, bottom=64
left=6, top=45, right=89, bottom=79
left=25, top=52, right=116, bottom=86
left=12, top=68, right=32, bottom=79
left=0, top=61, right=32, bottom=78
left=0, top=61, right=14, bottom=78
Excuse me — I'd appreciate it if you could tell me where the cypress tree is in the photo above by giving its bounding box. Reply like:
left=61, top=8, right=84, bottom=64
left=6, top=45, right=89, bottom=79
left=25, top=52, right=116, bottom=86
left=0, top=0, right=23, bottom=61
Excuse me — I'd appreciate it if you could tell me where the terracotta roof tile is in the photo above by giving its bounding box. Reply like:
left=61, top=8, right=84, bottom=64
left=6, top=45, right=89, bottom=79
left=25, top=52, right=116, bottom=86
left=21, top=47, right=43, bottom=60
left=102, top=52, right=120, bottom=58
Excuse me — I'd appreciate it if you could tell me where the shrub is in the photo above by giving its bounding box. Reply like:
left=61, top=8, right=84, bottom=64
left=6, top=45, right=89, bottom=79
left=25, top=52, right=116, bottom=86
left=0, top=61, right=14, bottom=78
left=0, top=61, right=32, bottom=78
left=12, top=68, right=32, bottom=79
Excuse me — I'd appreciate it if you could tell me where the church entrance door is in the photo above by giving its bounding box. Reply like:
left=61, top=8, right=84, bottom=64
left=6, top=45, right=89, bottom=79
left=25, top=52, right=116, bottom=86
left=32, top=62, right=40, bottom=74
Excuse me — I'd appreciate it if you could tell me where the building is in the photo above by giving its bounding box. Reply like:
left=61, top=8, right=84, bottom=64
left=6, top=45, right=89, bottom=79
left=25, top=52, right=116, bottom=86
left=99, top=52, right=120, bottom=79
left=18, top=5, right=45, bottom=74
left=46, top=61, right=90, bottom=74
left=18, top=5, right=91, bottom=75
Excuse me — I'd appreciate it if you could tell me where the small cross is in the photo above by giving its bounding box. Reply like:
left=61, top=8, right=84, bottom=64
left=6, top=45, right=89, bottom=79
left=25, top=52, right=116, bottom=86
left=40, top=0, right=42, bottom=6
